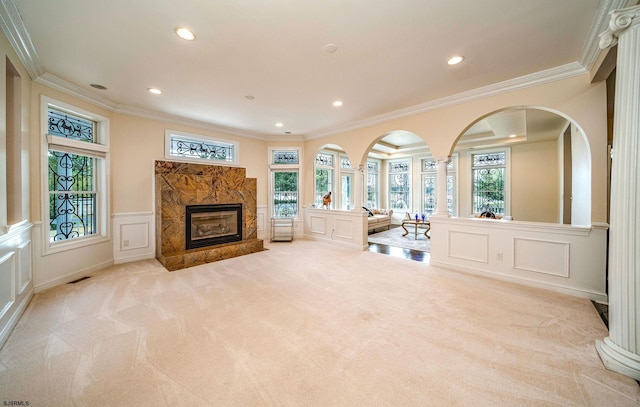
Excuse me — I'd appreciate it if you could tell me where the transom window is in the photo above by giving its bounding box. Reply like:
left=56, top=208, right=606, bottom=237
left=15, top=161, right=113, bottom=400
left=165, top=130, right=238, bottom=164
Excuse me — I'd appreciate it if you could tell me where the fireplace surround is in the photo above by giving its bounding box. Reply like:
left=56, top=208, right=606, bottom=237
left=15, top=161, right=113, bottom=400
left=155, top=160, right=264, bottom=271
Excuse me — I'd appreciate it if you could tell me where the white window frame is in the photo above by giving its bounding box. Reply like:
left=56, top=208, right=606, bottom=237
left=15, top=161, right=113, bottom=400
left=388, top=159, right=412, bottom=212
left=366, top=159, right=381, bottom=209
left=339, top=154, right=354, bottom=210
left=421, top=154, right=458, bottom=216
left=314, top=150, right=336, bottom=208
left=468, top=148, right=510, bottom=216
left=165, top=129, right=239, bottom=165
left=269, top=147, right=302, bottom=219
left=41, top=96, right=110, bottom=254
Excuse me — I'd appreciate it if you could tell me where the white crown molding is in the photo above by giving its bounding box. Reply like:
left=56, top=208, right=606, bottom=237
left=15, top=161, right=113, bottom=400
left=305, top=62, right=587, bottom=140
left=113, top=104, right=275, bottom=141
left=579, top=0, right=634, bottom=71
left=0, top=0, right=44, bottom=79
left=36, top=73, right=118, bottom=111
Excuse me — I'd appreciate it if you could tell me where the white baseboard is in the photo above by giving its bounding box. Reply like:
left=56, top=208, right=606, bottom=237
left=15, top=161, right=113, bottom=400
left=34, top=259, right=113, bottom=293
left=0, top=287, right=33, bottom=349
left=429, top=259, right=608, bottom=303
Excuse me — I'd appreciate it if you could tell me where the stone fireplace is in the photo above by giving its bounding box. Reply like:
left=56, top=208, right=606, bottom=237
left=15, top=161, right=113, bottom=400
left=155, top=160, right=264, bottom=271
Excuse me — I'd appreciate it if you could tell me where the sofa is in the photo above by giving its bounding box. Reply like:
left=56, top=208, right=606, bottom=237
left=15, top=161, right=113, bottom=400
left=364, top=208, right=394, bottom=232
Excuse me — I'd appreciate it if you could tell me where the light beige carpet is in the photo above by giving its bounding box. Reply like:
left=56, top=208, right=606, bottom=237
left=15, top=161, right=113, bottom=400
left=1, top=240, right=638, bottom=406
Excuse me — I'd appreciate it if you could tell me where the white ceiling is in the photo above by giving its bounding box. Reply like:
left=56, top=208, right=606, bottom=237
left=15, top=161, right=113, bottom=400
left=4, top=0, right=619, bottom=140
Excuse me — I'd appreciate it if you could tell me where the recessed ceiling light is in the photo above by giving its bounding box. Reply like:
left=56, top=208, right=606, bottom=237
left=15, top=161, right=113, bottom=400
left=175, top=27, right=196, bottom=41
left=509, top=134, right=517, bottom=138
left=148, top=88, right=162, bottom=95
left=275, top=122, right=284, bottom=128
left=333, top=100, right=343, bottom=107
left=90, top=83, right=107, bottom=90
left=245, top=95, right=255, bottom=100
left=447, top=55, right=464, bottom=65
left=284, top=131, right=292, bottom=135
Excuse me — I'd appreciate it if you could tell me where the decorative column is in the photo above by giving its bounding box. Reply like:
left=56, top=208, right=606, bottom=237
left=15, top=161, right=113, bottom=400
left=596, top=5, right=640, bottom=381
left=432, top=156, right=451, bottom=218
left=352, top=164, right=364, bottom=211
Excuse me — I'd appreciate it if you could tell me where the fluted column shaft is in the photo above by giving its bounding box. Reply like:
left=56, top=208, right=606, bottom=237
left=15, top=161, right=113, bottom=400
left=352, top=165, right=364, bottom=211
left=432, top=156, right=450, bottom=218
left=596, top=5, right=640, bottom=381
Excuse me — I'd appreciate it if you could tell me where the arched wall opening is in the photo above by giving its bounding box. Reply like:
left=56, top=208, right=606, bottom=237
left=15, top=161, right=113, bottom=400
left=449, top=106, right=592, bottom=225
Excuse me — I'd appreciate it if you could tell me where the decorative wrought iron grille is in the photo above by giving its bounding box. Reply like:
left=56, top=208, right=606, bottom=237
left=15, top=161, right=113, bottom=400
left=472, top=152, right=506, bottom=214
left=366, top=160, right=380, bottom=207
left=273, top=150, right=299, bottom=164
left=169, top=135, right=234, bottom=162
left=423, top=175, right=436, bottom=215
left=423, top=159, right=437, bottom=171
left=48, top=151, right=96, bottom=241
left=315, top=152, right=333, bottom=167
left=422, top=158, right=455, bottom=171
left=340, top=156, right=351, bottom=169
left=273, top=171, right=298, bottom=217
left=48, top=109, right=94, bottom=142
left=473, top=167, right=505, bottom=214
left=389, top=160, right=410, bottom=210
left=389, top=161, right=409, bottom=172
left=473, top=152, right=505, bottom=167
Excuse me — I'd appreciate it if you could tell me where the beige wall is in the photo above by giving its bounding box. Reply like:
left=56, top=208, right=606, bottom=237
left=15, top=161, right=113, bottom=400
left=510, top=140, right=560, bottom=222
left=25, top=68, right=607, bottom=224
left=0, top=33, right=32, bottom=229
left=110, top=114, right=270, bottom=213
left=303, top=73, right=608, bottom=223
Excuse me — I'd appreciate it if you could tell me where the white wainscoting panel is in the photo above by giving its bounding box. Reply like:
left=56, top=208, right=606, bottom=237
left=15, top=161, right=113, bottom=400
left=0, top=223, right=34, bottom=349
left=448, top=231, right=489, bottom=263
left=335, top=218, right=354, bottom=240
left=430, top=217, right=608, bottom=302
left=310, top=216, right=327, bottom=235
left=304, top=208, right=368, bottom=250
left=257, top=205, right=267, bottom=240
left=17, top=241, right=32, bottom=295
left=514, top=238, right=569, bottom=277
left=0, top=252, right=16, bottom=320
left=113, top=212, right=155, bottom=264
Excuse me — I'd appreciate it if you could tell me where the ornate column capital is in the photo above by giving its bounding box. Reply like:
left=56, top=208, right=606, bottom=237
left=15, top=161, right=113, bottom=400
left=599, top=5, right=640, bottom=49
left=433, top=156, right=451, bottom=164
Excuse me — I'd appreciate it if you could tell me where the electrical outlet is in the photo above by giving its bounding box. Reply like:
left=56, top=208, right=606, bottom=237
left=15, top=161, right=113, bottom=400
left=496, top=252, right=503, bottom=261
left=123, top=239, right=130, bottom=247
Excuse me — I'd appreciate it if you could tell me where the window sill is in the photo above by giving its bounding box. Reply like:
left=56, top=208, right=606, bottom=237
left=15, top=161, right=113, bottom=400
left=42, top=233, right=110, bottom=256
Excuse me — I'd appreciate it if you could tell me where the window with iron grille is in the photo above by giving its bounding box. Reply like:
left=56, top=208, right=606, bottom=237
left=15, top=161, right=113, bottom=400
left=315, top=152, right=335, bottom=207
left=388, top=160, right=411, bottom=211
left=366, top=160, right=380, bottom=209
left=421, top=156, right=457, bottom=216
left=44, top=101, right=109, bottom=248
left=471, top=150, right=508, bottom=215
left=165, top=130, right=238, bottom=164
left=270, top=148, right=300, bottom=218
